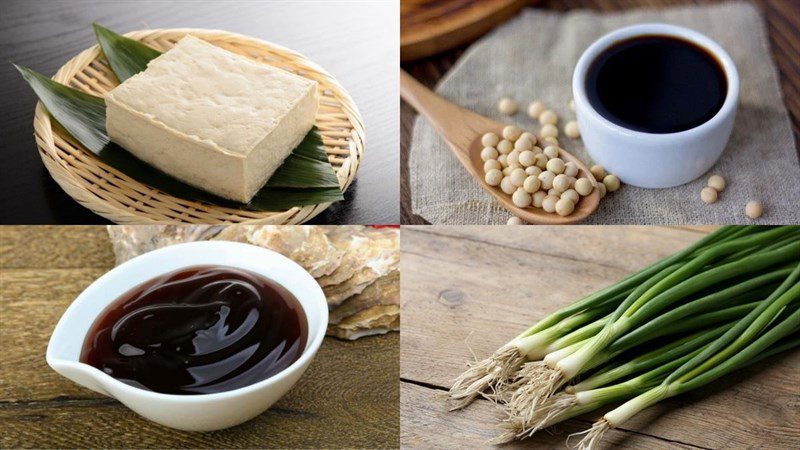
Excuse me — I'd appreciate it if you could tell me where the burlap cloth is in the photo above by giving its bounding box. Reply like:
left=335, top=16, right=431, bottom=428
left=410, top=2, right=800, bottom=224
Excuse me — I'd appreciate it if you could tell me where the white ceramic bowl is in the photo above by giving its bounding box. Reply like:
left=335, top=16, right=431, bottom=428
left=573, top=23, right=739, bottom=188
left=46, top=241, right=328, bottom=431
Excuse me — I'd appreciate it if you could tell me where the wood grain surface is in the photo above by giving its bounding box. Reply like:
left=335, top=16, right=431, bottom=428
left=0, top=226, right=399, bottom=448
left=401, top=0, right=800, bottom=224
left=399, top=226, right=800, bottom=448
left=401, top=0, right=530, bottom=61
left=0, top=0, right=399, bottom=225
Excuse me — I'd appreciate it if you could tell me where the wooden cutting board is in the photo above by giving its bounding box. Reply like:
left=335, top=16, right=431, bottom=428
left=401, top=0, right=532, bottom=61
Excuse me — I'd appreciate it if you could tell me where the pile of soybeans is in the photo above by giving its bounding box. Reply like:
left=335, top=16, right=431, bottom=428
left=481, top=125, right=619, bottom=219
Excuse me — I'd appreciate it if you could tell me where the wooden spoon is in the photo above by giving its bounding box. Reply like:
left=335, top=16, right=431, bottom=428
left=401, top=70, right=600, bottom=224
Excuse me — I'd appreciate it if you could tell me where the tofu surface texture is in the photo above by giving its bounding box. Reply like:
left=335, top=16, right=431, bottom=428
left=106, top=35, right=319, bottom=203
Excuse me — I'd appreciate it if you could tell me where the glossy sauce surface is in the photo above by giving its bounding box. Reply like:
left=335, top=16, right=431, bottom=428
left=81, top=265, right=308, bottom=395
left=586, top=35, right=727, bottom=134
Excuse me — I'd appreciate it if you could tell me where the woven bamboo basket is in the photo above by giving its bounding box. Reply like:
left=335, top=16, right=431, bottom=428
left=33, top=28, right=364, bottom=224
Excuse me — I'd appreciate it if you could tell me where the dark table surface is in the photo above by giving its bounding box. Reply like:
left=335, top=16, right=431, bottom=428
left=0, top=0, right=399, bottom=225
left=401, top=0, right=800, bottom=224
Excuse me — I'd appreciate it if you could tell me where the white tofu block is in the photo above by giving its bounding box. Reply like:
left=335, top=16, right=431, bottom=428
left=106, top=35, right=319, bottom=203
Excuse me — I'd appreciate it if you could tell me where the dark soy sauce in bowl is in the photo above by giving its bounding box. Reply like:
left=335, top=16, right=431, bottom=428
left=585, top=35, right=727, bottom=134
left=81, top=265, right=308, bottom=395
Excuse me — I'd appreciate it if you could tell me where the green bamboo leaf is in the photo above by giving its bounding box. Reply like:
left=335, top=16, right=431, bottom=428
left=250, top=187, right=345, bottom=211
left=291, top=131, right=335, bottom=163
left=14, top=64, right=342, bottom=210
left=93, top=23, right=161, bottom=82
left=14, top=64, right=109, bottom=152
left=266, top=130, right=341, bottom=189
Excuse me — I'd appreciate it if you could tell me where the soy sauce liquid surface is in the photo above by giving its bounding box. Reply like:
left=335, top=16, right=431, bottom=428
left=81, top=265, right=308, bottom=395
left=585, top=35, right=727, bottom=134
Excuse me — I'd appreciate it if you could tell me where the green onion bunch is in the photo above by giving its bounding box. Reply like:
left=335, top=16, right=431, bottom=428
left=446, top=226, right=800, bottom=448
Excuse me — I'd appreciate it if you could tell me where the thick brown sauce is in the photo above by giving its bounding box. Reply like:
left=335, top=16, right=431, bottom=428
left=80, top=265, right=308, bottom=395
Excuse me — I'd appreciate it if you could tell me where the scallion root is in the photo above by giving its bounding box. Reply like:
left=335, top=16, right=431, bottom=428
left=492, top=392, right=579, bottom=444
left=569, top=419, right=610, bottom=450
left=505, top=364, right=566, bottom=425
left=488, top=422, right=522, bottom=445
left=517, top=392, right=578, bottom=439
left=501, top=361, right=548, bottom=416
left=484, top=359, right=543, bottom=405
left=448, top=344, right=525, bottom=410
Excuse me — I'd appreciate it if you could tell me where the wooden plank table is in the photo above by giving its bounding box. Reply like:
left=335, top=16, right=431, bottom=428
left=401, top=0, right=800, bottom=224
left=0, top=226, right=399, bottom=448
left=400, top=226, right=800, bottom=448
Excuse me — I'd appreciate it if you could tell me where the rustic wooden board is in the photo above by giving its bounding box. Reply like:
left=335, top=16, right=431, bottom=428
left=399, top=226, right=800, bottom=448
left=0, top=226, right=114, bottom=269
left=401, top=383, right=691, bottom=449
left=405, top=226, right=711, bottom=273
left=0, top=226, right=399, bottom=448
left=401, top=0, right=531, bottom=61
